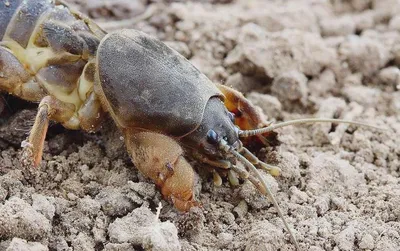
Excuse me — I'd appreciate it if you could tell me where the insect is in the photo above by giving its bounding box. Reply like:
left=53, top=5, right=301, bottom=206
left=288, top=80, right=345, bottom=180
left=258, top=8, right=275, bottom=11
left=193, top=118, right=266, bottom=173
left=0, top=0, right=382, bottom=249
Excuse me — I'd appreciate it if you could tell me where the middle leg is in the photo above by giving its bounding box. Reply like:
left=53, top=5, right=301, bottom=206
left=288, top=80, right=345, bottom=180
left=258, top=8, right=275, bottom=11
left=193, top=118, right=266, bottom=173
left=22, top=91, right=105, bottom=167
left=22, top=96, right=75, bottom=167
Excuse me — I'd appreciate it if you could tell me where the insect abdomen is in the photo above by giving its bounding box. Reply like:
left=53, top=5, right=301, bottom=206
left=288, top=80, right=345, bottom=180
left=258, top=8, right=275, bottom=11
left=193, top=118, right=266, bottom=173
left=1, top=0, right=106, bottom=129
left=5, top=0, right=54, bottom=48
left=0, top=0, right=23, bottom=41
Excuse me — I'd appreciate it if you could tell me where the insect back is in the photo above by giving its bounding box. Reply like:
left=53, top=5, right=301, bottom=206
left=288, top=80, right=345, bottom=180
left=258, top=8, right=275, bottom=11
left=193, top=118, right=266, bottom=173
left=95, top=29, right=222, bottom=137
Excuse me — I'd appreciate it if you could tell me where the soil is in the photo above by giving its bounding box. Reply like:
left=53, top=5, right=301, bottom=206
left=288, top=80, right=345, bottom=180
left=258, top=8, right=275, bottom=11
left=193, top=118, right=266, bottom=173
left=1, top=0, right=400, bottom=250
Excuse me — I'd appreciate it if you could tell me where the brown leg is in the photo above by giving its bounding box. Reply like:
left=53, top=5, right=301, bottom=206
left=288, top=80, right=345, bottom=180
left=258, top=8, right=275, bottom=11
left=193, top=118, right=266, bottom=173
left=124, top=130, right=198, bottom=211
left=239, top=147, right=280, bottom=176
left=192, top=152, right=231, bottom=169
left=22, top=96, right=75, bottom=167
left=192, top=152, right=232, bottom=187
left=216, top=84, right=279, bottom=147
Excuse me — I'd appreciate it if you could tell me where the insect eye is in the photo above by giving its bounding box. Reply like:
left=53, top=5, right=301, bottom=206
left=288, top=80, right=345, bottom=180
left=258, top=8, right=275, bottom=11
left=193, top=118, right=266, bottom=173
left=228, top=112, right=235, bottom=122
left=207, top=130, right=219, bottom=144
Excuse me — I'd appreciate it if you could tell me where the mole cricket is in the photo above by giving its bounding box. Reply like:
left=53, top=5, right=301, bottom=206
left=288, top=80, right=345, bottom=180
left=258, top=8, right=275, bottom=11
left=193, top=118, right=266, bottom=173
left=0, top=0, right=383, bottom=249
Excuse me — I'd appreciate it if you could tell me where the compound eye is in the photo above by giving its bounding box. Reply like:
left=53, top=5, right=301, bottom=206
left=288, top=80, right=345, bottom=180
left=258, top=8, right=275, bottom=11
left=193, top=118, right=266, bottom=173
left=228, top=112, right=235, bottom=123
left=207, top=129, right=219, bottom=144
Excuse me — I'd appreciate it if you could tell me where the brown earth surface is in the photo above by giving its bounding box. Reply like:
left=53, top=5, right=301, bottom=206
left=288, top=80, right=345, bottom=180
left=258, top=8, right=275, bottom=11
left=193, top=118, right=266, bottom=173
left=1, top=0, right=400, bottom=250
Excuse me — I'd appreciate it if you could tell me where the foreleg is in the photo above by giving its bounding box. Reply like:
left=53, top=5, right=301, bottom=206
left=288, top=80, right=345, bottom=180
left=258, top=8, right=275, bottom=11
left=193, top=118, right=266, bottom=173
left=125, top=130, right=198, bottom=211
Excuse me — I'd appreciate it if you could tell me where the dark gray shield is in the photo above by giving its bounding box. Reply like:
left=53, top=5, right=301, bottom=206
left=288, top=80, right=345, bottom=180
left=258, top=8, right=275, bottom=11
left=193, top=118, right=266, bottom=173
left=97, top=29, right=222, bottom=137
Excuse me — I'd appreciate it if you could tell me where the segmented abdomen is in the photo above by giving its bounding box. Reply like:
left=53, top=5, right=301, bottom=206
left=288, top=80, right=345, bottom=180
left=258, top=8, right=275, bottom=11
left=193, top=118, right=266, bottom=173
left=1, top=0, right=105, bottom=67
left=0, top=0, right=106, bottom=116
left=0, top=0, right=21, bottom=41
left=1, top=0, right=55, bottom=48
